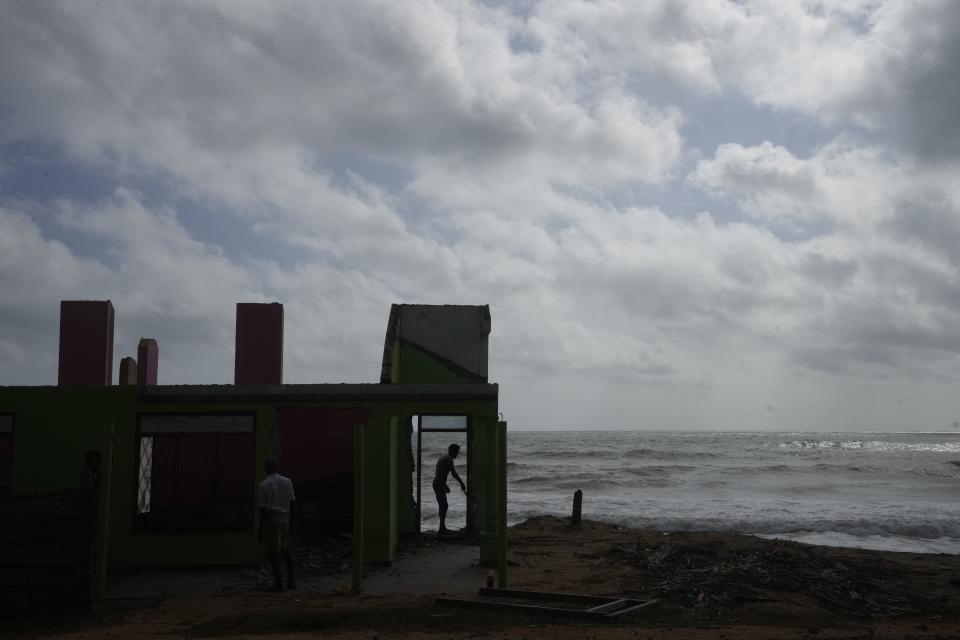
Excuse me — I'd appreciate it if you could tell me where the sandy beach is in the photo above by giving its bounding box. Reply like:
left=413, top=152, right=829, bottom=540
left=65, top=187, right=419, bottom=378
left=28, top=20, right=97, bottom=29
left=6, top=515, right=960, bottom=639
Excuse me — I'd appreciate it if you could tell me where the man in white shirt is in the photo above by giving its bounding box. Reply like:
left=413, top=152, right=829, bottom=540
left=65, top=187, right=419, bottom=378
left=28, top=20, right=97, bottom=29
left=258, top=457, right=296, bottom=591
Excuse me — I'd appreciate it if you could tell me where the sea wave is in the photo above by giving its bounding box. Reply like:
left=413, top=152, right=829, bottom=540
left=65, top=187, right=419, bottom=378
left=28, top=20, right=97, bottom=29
left=534, top=449, right=615, bottom=460
left=512, top=474, right=554, bottom=485
left=777, top=439, right=960, bottom=453
left=554, top=478, right=670, bottom=490
left=504, top=507, right=960, bottom=543
left=513, top=473, right=671, bottom=490
left=623, top=465, right=696, bottom=476
left=621, top=515, right=960, bottom=541
left=624, top=448, right=720, bottom=460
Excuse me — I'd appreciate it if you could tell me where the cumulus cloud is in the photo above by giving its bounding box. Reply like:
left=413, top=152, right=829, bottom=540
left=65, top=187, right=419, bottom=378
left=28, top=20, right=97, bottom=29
left=691, top=138, right=960, bottom=379
left=2, top=1, right=960, bottom=430
left=0, top=0, right=683, bottom=191
left=704, top=0, right=960, bottom=160
left=692, top=139, right=960, bottom=232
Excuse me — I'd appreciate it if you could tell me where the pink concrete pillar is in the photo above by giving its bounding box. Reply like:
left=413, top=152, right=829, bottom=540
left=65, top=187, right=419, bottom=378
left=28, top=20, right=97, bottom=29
left=58, top=300, right=115, bottom=385
left=137, top=338, right=158, bottom=385
left=234, top=303, right=283, bottom=385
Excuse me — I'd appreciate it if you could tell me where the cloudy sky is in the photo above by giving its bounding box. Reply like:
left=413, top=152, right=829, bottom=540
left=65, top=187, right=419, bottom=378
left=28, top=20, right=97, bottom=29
left=1, top=1, right=959, bottom=431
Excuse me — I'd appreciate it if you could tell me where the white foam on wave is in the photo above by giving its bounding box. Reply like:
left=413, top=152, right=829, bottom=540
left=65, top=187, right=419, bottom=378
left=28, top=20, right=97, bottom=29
left=506, top=430, right=960, bottom=554
left=756, top=531, right=960, bottom=555
left=776, top=439, right=960, bottom=452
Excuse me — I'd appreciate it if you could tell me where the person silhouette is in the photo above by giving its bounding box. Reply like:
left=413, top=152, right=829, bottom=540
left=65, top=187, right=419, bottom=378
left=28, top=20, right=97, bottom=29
left=432, top=443, right=465, bottom=534
left=258, top=457, right=296, bottom=591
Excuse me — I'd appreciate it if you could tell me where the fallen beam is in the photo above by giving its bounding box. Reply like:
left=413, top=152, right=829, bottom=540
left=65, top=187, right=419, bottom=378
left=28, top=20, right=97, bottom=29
left=477, top=587, right=627, bottom=605
left=438, top=589, right=659, bottom=621
left=606, top=599, right=659, bottom=617
left=436, top=596, right=610, bottom=620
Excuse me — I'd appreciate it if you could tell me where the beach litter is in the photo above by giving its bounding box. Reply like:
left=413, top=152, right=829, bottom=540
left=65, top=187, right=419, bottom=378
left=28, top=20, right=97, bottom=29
left=437, top=587, right=659, bottom=621
left=603, top=538, right=925, bottom=617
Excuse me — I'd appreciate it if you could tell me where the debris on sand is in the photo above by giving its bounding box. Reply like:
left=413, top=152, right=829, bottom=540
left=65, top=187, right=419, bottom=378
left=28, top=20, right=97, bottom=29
left=602, top=536, right=937, bottom=618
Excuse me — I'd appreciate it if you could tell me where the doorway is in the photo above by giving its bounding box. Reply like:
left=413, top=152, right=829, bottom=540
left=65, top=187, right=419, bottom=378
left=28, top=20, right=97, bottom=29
left=275, top=406, right=369, bottom=541
left=414, top=415, right=469, bottom=533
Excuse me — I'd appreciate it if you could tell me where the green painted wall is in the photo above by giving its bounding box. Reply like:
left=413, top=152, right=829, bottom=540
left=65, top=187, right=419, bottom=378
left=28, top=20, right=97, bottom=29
left=393, top=340, right=480, bottom=385
left=357, top=402, right=496, bottom=563
left=2, top=387, right=134, bottom=493
left=0, top=386, right=497, bottom=569
left=360, top=413, right=392, bottom=563
left=0, top=387, right=276, bottom=567
left=389, top=339, right=488, bottom=538
left=389, top=416, right=398, bottom=552
left=394, top=415, right=417, bottom=535
left=109, top=398, right=276, bottom=567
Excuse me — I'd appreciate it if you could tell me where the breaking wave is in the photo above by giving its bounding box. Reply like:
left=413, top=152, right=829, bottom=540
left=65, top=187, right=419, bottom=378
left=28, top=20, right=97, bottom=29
left=623, top=448, right=720, bottom=460
left=503, top=430, right=960, bottom=554
left=777, top=439, right=960, bottom=453
left=610, top=514, right=960, bottom=542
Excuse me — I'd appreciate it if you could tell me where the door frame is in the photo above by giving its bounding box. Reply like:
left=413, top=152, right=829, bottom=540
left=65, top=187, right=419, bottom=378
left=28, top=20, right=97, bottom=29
left=415, top=414, right=470, bottom=533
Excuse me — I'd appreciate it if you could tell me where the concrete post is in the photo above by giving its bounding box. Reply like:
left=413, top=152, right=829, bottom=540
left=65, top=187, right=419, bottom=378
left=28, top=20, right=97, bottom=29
left=235, top=303, right=283, bottom=385
left=58, top=300, right=115, bottom=385
left=352, top=423, right=365, bottom=594
left=118, top=357, right=137, bottom=386
left=479, top=420, right=499, bottom=565
left=137, top=338, right=158, bottom=385
left=497, top=421, right=508, bottom=588
left=360, top=414, right=395, bottom=565
left=94, top=424, right=114, bottom=600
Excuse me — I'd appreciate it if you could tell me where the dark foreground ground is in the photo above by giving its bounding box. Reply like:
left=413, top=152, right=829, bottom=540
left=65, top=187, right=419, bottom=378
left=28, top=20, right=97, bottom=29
left=5, top=516, right=960, bottom=639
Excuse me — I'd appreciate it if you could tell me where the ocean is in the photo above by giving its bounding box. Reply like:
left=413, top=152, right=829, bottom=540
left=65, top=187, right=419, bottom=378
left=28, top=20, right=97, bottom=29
left=419, top=430, right=960, bottom=554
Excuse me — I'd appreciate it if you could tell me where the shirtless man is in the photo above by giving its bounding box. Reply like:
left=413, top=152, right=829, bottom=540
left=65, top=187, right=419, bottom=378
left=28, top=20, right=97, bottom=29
left=432, top=443, right=465, bottom=534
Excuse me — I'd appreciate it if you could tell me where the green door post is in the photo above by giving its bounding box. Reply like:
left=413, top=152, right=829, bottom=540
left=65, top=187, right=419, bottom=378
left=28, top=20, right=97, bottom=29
left=352, top=422, right=365, bottom=594
left=94, top=423, right=114, bottom=600
left=497, top=421, right=507, bottom=588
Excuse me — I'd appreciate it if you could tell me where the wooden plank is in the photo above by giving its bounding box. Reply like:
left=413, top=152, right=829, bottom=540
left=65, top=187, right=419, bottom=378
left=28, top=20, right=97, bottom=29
left=585, top=599, right=628, bottom=613
left=605, top=599, right=659, bottom=617
left=437, top=597, right=606, bottom=620
left=477, top=587, right=627, bottom=605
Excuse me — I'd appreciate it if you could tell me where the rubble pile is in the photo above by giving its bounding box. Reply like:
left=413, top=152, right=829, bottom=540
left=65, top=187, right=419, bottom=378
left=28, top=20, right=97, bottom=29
left=604, top=537, right=937, bottom=618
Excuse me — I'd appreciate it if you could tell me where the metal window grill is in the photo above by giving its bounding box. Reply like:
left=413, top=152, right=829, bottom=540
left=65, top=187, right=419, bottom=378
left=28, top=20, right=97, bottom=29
left=137, top=436, right=153, bottom=514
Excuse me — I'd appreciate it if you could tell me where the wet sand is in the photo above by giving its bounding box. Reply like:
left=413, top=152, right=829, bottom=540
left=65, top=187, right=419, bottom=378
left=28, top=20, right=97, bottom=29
left=7, top=515, right=960, bottom=639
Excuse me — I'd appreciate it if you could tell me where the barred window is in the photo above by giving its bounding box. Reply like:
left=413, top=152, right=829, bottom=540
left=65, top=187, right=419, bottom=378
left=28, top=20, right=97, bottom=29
left=135, top=414, right=254, bottom=533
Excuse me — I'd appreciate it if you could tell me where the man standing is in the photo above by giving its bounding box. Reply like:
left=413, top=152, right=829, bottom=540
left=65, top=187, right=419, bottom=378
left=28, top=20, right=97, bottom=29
left=258, top=457, right=296, bottom=591
left=433, top=443, right=465, bottom=535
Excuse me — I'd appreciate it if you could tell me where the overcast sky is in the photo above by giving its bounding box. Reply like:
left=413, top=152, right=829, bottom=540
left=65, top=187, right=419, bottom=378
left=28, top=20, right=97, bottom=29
left=2, top=1, right=959, bottom=431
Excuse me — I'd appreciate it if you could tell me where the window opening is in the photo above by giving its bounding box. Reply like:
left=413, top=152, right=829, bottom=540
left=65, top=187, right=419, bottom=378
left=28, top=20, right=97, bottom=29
left=135, top=414, right=255, bottom=534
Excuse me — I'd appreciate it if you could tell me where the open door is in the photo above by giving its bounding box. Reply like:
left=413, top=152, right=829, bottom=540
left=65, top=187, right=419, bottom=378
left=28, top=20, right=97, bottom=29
left=415, top=415, right=469, bottom=533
